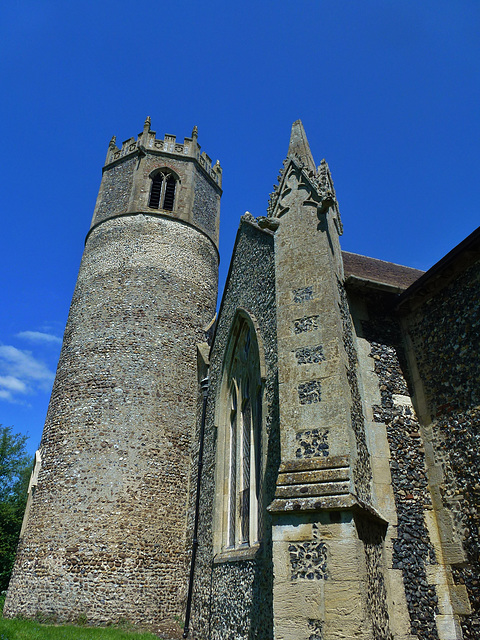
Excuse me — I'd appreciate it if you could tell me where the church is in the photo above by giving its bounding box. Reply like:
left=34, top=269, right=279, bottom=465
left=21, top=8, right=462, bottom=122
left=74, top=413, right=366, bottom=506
left=4, top=118, right=480, bottom=640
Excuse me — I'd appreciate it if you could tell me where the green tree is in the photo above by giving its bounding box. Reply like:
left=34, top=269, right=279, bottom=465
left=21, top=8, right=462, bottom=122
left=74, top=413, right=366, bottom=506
left=0, top=426, right=32, bottom=592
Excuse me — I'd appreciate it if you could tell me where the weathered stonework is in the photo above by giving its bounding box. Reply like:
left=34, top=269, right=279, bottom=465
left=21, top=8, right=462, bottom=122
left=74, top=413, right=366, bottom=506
left=295, top=429, right=329, bottom=458
left=404, top=257, right=480, bottom=639
left=93, top=157, right=136, bottom=224
left=288, top=540, right=328, bottom=580
left=355, top=518, right=394, bottom=640
left=338, top=280, right=372, bottom=504
left=6, top=118, right=479, bottom=640
left=294, top=315, right=319, bottom=334
left=189, top=217, right=278, bottom=640
left=193, top=170, right=218, bottom=237
left=361, top=300, right=440, bottom=640
left=294, top=345, right=325, bottom=365
left=5, top=122, right=221, bottom=634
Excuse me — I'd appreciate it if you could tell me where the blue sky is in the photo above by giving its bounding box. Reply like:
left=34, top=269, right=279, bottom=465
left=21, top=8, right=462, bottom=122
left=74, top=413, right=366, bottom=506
left=1, top=1, right=479, bottom=455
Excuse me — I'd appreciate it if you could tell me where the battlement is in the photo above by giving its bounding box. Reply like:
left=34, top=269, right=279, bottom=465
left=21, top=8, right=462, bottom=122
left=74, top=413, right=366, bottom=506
left=105, top=117, right=222, bottom=187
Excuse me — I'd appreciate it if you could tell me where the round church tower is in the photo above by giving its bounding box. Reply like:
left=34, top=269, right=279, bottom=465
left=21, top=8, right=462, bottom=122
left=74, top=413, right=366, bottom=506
left=5, top=118, right=221, bottom=630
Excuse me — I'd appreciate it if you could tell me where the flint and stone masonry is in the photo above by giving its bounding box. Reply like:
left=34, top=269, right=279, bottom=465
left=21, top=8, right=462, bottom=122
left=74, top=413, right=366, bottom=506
left=5, top=118, right=480, bottom=640
left=5, top=119, right=221, bottom=633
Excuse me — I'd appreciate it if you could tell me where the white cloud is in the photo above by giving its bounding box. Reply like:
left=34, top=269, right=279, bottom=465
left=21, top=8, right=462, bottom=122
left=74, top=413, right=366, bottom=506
left=0, top=388, right=14, bottom=401
left=0, top=345, right=56, bottom=402
left=16, top=330, right=62, bottom=344
left=0, top=375, right=28, bottom=393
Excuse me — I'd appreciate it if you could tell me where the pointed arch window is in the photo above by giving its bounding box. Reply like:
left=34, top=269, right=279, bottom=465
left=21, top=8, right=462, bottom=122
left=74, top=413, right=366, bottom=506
left=216, top=314, right=264, bottom=553
left=148, top=170, right=178, bottom=211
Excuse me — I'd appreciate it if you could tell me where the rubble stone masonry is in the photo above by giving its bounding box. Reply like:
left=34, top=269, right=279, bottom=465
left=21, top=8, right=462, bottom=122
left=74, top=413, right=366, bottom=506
left=407, top=259, right=480, bottom=639
left=5, top=214, right=218, bottom=630
left=190, top=217, right=278, bottom=640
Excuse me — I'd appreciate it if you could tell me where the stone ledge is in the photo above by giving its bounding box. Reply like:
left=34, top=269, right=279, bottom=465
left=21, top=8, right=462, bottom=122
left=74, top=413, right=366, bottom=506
left=268, top=492, right=389, bottom=526
left=278, top=467, right=349, bottom=485
left=279, top=455, right=349, bottom=473
left=213, top=544, right=260, bottom=564
left=275, top=481, right=350, bottom=498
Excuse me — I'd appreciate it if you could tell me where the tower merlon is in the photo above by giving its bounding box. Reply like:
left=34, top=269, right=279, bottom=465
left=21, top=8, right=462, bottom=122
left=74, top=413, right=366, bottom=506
left=200, top=151, right=212, bottom=173
left=104, top=119, right=222, bottom=188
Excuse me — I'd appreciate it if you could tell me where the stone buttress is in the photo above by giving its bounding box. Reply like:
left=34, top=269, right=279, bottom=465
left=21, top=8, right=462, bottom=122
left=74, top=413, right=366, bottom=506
left=4, top=118, right=222, bottom=632
left=267, top=121, right=395, bottom=640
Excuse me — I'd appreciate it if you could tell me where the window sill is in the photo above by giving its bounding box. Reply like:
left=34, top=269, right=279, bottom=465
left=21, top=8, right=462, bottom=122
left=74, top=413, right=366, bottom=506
left=214, top=543, right=261, bottom=564
left=147, top=206, right=174, bottom=213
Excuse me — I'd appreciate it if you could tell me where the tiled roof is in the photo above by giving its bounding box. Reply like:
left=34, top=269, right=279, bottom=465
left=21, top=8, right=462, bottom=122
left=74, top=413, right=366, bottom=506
left=342, top=251, right=424, bottom=290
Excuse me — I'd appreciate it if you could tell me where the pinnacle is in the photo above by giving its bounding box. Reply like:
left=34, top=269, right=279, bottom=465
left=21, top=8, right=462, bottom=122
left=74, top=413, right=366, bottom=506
left=287, top=120, right=316, bottom=174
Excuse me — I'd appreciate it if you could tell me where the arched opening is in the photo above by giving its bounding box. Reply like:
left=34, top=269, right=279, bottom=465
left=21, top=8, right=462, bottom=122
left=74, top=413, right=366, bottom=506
left=148, top=170, right=178, bottom=211
left=215, top=311, right=265, bottom=552
left=163, top=174, right=176, bottom=211
left=148, top=173, right=163, bottom=208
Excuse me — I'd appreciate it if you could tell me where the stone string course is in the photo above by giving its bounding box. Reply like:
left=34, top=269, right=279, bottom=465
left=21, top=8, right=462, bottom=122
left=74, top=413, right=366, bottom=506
left=91, top=152, right=220, bottom=248
left=409, top=260, right=480, bottom=638
left=7, top=119, right=478, bottom=639
left=363, top=309, right=439, bottom=640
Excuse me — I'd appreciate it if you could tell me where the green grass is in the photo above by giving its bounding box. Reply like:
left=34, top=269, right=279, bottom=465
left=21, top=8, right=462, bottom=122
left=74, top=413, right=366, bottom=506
left=0, top=595, right=161, bottom=640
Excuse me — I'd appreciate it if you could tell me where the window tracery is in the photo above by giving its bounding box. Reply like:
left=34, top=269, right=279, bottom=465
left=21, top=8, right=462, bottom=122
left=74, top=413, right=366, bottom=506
left=148, top=170, right=178, bottom=211
left=216, top=314, right=264, bottom=553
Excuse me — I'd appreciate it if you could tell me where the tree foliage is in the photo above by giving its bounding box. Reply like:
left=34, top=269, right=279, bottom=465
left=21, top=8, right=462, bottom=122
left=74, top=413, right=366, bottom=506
left=0, top=426, right=32, bottom=592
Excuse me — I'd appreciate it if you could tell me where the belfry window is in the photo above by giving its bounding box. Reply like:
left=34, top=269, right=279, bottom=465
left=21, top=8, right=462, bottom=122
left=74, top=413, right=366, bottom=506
left=149, top=174, right=163, bottom=208
left=163, top=175, right=176, bottom=211
left=148, top=171, right=178, bottom=211
left=217, top=314, right=264, bottom=553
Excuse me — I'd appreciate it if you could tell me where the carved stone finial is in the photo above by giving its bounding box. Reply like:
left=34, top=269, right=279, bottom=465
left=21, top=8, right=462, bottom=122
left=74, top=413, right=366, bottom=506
left=144, top=116, right=151, bottom=131
left=287, top=120, right=316, bottom=174
left=242, top=211, right=255, bottom=223
left=192, top=125, right=198, bottom=138
left=109, top=135, right=117, bottom=148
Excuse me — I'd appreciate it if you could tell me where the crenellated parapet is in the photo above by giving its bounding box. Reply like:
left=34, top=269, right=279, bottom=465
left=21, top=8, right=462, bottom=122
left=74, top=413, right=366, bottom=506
left=105, top=117, right=222, bottom=188
left=92, top=117, right=222, bottom=247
